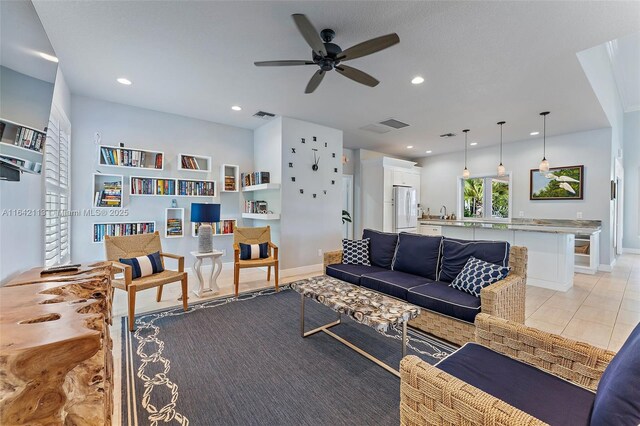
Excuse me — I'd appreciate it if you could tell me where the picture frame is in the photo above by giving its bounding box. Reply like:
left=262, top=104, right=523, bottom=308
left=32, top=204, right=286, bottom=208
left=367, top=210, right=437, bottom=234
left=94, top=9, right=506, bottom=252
left=530, top=165, right=584, bottom=200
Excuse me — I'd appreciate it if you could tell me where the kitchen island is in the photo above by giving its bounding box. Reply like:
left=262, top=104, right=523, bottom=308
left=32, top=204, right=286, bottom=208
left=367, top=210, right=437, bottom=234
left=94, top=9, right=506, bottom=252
left=418, top=218, right=602, bottom=292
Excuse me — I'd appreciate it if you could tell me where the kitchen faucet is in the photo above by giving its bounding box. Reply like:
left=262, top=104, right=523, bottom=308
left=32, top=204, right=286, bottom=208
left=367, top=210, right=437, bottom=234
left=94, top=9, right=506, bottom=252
left=440, top=205, right=447, bottom=219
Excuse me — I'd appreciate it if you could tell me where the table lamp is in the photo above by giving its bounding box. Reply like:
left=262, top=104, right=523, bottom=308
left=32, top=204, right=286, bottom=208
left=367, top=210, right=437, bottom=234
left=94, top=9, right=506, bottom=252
left=191, top=203, right=220, bottom=253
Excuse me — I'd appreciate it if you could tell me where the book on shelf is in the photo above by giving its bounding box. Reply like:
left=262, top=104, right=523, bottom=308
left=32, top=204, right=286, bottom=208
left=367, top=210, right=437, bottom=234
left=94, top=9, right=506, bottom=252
left=181, top=155, right=200, bottom=170
left=0, top=122, right=5, bottom=140
left=0, top=155, right=41, bottom=172
left=12, top=127, right=46, bottom=153
left=166, top=218, right=183, bottom=236
left=177, top=180, right=215, bottom=196
left=93, top=222, right=154, bottom=242
left=131, top=177, right=176, bottom=195
left=244, top=200, right=268, bottom=214
left=95, top=180, right=122, bottom=207
left=194, top=219, right=235, bottom=236
left=224, top=175, right=236, bottom=191
left=240, top=171, right=270, bottom=188
left=99, top=147, right=161, bottom=169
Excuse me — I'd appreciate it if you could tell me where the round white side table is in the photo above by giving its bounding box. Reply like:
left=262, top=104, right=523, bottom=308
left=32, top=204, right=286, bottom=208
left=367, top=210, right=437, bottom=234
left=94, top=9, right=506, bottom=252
left=190, top=250, right=223, bottom=298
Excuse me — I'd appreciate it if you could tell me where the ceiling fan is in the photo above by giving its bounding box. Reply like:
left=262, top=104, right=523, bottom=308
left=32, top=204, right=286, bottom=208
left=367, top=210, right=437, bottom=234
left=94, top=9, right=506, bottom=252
left=254, top=14, right=400, bottom=94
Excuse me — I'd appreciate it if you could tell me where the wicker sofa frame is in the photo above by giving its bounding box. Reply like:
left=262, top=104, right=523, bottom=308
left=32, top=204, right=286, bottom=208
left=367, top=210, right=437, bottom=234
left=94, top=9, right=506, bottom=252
left=399, top=313, right=616, bottom=425
left=323, top=246, right=527, bottom=346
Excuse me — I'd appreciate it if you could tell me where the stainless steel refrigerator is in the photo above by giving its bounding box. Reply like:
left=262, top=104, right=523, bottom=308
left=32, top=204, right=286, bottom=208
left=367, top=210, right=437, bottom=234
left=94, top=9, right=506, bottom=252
left=392, top=186, right=418, bottom=233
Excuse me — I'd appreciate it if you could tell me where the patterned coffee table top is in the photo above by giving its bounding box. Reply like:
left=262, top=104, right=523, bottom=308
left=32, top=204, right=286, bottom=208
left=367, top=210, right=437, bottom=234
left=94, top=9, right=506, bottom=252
left=290, top=275, right=420, bottom=333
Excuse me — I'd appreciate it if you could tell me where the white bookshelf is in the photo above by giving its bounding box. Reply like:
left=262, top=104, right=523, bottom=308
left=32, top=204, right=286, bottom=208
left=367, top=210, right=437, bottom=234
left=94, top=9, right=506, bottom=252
left=165, top=208, right=185, bottom=238
left=241, top=183, right=281, bottom=192
left=574, top=232, right=600, bottom=275
left=241, top=213, right=280, bottom=220
left=92, top=173, right=124, bottom=208
left=191, top=219, right=237, bottom=237
left=177, top=153, right=211, bottom=172
left=92, top=221, right=156, bottom=243
left=0, top=117, right=45, bottom=174
left=98, top=144, right=164, bottom=170
left=221, top=164, right=240, bottom=192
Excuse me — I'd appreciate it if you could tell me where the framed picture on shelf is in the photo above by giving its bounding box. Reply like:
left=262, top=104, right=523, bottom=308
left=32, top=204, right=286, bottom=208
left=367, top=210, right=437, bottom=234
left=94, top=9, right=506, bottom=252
left=530, top=165, right=584, bottom=200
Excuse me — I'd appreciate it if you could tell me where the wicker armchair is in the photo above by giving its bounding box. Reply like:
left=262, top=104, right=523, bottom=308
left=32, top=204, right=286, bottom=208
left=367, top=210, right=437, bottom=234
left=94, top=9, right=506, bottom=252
left=104, top=231, right=188, bottom=331
left=323, top=246, right=527, bottom=346
left=400, top=313, right=617, bottom=425
left=233, top=226, right=278, bottom=297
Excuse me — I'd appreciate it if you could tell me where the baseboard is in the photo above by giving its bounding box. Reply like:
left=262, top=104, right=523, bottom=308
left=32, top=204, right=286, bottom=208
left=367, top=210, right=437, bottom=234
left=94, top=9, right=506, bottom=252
left=598, top=258, right=616, bottom=272
left=279, top=263, right=323, bottom=278
left=527, top=278, right=572, bottom=292
left=184, top=261, right=235, bottom=276
left=623, top=247, right=640, bottom=255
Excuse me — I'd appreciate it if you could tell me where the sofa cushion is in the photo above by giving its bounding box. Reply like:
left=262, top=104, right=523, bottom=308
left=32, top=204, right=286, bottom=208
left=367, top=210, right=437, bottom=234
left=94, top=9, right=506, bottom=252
left=591, top=322, right=640, bottom=425
left=436, top=343, right=595, bottom=426
left=342, top=238, right=371, bottom=265
left=407, top=281, right=481, bottom=323
left=391, top=233, right=442, bottom=280
left=439, top=238, right=510, bottom=283
left=363, top=229, right=398, bottom=269
left=325, top=264, right=388, bottom=285
left=360, top=270, right=434, bottom=300
left=450, top=256, right=510, bottom=297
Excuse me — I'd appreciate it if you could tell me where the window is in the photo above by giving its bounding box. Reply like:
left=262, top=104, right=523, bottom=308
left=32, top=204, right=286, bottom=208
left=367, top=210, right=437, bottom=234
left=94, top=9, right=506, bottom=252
left=44, top=104, right=71, bottom=266
left=459, top=174, right=511, bottom=220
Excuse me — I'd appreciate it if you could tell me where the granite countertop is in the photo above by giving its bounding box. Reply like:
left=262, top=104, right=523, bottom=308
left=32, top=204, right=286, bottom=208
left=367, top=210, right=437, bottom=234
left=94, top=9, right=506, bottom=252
left=418, top=218, right=602, bottom=235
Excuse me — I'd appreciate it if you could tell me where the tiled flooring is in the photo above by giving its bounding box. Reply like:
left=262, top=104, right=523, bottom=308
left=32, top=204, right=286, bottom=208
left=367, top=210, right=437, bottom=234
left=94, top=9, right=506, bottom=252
left=525, top=253, right=640, bottom=351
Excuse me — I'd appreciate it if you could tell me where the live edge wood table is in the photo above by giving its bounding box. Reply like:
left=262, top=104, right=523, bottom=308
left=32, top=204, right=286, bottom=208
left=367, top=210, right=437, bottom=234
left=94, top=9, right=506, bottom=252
left=291, top=276, right=420, bottom=377
left=0, top=262, right=114, bottom=426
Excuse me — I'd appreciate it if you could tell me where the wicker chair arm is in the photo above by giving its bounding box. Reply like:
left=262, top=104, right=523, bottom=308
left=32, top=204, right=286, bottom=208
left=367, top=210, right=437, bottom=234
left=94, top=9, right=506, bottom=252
left=323, top=250, right=343, bottom=269
left=159, top=252, right=184, bottom=272
left=474, top=313, right=615, bottom=391
left=268, top=242, right=279, bottom=259
left=110, top=261, right=132, bottom=286
left=480, top=273, right=526, bottom=323
left=400, top=355, right=547, bottom=426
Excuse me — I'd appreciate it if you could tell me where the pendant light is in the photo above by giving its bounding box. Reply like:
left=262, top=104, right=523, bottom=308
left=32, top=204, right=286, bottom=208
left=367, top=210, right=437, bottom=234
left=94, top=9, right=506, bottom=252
left=497, top=121, right=506, bottom=177
left=539, top=111, right=550, bottom=172
left=462, top=129, right=470, bottom=179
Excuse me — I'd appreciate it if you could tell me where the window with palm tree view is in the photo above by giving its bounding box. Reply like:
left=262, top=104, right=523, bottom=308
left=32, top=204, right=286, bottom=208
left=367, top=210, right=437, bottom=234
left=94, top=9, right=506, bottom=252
left=462, top=175, right=510, bottom=219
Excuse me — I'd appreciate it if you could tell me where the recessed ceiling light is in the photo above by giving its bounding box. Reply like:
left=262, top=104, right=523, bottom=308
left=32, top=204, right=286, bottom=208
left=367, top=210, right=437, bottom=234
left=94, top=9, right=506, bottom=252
left=38, top=52, right=58, bottom=63
left=530, top=131, right=540, bottom=136
left=470, top=142, right=478, bottom=146
left=426, top=150, right=432, bottom=154
left=411, top=76, right=424, bottom=85
left=231, top=105, right=242, bottom=111
left=117, top=77, right=132, bottom=85
left=406, top=145, right=414, bottom=149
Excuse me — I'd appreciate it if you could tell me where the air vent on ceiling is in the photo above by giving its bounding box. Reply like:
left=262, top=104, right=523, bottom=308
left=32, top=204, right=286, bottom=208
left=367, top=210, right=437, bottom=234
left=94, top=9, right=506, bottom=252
left=253, top=111, right=276, bottom=120
left=379, top=118, right=409, bottom=129
left=440, top=132, right=457, bottom=138
left=360, top=124, right=392, bottom=134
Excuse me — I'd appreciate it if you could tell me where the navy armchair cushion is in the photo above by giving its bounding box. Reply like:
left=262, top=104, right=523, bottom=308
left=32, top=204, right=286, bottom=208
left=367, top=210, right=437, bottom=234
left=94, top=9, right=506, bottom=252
left=392, top=232, right=442, bottom=280
left=439, top=238, right=510, bottom=283
left=362, top=229, right=398, bottom=269
left=591, top=322, right=640, bottom=425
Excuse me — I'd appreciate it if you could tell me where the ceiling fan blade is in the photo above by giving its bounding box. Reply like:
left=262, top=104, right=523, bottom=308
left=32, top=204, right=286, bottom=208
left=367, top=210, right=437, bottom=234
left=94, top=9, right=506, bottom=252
left=305, top=70, right=325, bottom=94
left=254, top=60, right=315, bottom=67
left=337, top=33, right=400, bottom=61
left=292, top=14, right=327, bottom=57
left=335, top=65, right=379, bottom=87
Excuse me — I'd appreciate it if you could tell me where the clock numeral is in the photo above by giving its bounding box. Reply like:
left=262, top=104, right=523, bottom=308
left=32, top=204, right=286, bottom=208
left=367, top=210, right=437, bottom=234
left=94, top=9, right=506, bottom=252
left=324, top=142, right=327, bottom=148
left=332, top=153, right=335, bottom=158
left=331, top=180, right=335, bottom=185
left=313, top=136, right=317, bottom=141
left=291, top=148, right=296, bottom=154
left=313, top=194, right=317, bottom=198
left=301, top=138, right=305, bottom=144
left=323, top=190, right=327, bottom=195
left=291, top=177, right=296, bottom=182
left=334, top=168, right=338, bottom=173
left=289, top=162, right=293, bottom=168
left=300, top=189, right=304, bottom=194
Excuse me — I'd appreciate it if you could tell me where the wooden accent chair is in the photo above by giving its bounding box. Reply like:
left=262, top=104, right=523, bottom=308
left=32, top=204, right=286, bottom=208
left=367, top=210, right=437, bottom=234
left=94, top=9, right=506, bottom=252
left=104, top=231, right=188, bottom=331
left=233, top=226, right=279, bottom=297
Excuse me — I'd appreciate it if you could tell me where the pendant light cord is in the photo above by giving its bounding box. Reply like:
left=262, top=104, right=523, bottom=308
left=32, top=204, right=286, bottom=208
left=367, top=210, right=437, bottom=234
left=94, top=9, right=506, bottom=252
left=543, top=114, right=546, bottom=159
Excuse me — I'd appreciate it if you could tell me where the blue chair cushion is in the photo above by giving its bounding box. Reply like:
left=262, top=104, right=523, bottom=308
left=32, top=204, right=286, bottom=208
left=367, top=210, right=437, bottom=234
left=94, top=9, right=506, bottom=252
left=439, top=237, right=510, bottom=283
left=363, top=229, right=398, bottom=269
left=450, top=256, right=510, bottom=297
left=407, top=282, right=481, bottom=323
left=360, top=270, right=434, bottom=300
left=341, top=238, right=371, bottom=265
left=325, top=263, right=388, bottom=285
left=591, top=322, right=640, bottom=425
left=391, top=233, right=442, bottom=280
left=436, top=343, right=595, bottom=425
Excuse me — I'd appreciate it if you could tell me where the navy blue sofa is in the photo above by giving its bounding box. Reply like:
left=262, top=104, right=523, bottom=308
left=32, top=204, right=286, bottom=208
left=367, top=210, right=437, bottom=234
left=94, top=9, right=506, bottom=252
left=324, top=229, right=527, bottom=345
left=400, top=313, right=640, bottom=425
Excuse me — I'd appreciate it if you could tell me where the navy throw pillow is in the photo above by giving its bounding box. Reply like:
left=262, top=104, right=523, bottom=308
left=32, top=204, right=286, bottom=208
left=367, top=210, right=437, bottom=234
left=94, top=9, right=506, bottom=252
left=239, top=242, right=269, bottom=260
left=342, top=238, right=371, bottom=265
left=591, top=322, right=640, bottom=425
left=439, top=238, right=510, bottom=283
left=450, top=256, right=510, bottom=297
left=363, top=229, right=398, bottom=269
left=119, top=251, right=164, bottom=279
left=391, top=232, right=442, bottom=280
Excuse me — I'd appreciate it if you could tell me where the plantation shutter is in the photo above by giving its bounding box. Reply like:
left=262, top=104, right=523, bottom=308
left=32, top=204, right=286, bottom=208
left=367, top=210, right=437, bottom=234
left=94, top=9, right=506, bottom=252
left=44, top=105, right=71, bottom=266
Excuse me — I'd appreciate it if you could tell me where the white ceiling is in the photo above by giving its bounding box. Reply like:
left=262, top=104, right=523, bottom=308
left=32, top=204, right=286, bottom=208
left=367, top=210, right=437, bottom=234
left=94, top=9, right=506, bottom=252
left=607, top=32, right=640, bottom=113
left=32, top=1, right=640, bottom=158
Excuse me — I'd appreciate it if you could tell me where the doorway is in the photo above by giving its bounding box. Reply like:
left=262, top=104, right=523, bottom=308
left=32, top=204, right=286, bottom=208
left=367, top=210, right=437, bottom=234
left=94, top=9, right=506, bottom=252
left=342, top=175, right=354, bottom=239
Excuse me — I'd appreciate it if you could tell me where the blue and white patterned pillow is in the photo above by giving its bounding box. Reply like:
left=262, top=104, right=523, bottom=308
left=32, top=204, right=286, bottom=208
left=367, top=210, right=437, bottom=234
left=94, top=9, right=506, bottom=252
left=342, top=238, right=371, bottom=265
left=119, top=251, right=164, bottom=279
left=450, top=256, right=510, bottom=297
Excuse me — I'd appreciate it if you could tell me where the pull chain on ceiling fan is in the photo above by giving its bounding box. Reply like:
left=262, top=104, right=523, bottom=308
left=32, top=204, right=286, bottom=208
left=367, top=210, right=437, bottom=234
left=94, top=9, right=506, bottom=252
left=254, top=14, right=400, bottom=94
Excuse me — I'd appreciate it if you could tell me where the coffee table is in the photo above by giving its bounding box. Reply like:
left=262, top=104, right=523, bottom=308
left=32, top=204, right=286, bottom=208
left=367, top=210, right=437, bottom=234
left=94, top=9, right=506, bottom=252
left=291, top=275, right=421, bottom=377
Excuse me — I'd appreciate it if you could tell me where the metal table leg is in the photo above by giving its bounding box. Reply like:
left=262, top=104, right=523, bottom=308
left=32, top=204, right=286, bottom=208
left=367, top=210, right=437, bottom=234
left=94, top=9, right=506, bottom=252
left=402, top=321, right=408, bottom=358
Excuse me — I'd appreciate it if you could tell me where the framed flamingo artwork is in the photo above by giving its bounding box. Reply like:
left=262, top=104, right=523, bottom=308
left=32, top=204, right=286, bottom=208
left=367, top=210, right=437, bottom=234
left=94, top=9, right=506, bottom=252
left=530, top=165, right=584, bottom=200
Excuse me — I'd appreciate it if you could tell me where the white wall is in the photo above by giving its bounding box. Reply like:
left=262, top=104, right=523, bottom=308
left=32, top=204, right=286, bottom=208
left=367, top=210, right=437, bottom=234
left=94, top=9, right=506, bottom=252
left=342, top=148, right=355, bottom=175
left=623, top=110, right=640, bottom=251
left=0, top=65, right=54, bottom=130
left=70, top=96, right=253, bottom=264
left=418, top=128, right=614, bottom=266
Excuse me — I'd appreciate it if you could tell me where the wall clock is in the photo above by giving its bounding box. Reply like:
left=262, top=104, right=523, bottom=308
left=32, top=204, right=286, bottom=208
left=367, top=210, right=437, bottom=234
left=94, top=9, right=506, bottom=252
left=289, top=136, right=339, bottom=198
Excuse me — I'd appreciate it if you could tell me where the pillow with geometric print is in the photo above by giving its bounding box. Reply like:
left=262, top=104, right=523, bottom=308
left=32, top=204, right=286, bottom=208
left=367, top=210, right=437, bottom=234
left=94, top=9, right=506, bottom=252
left=342, top=238, right=371, bottom=265
left=450, top=256, right=510, bottom=297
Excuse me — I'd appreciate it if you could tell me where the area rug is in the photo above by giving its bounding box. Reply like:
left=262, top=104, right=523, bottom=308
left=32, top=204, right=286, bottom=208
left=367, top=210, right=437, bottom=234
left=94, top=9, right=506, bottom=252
left=121, top=285, right=456, bottom=426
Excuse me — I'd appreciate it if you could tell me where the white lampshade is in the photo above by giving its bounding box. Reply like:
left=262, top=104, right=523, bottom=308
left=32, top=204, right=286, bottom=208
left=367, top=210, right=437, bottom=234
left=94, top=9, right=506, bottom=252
left=462, top=168, right=470, bottom=179
left=539, top=158, right=550, bottom=173
left=497, top=163, right=506, bottom=177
